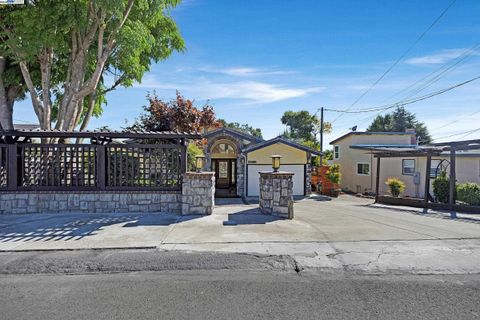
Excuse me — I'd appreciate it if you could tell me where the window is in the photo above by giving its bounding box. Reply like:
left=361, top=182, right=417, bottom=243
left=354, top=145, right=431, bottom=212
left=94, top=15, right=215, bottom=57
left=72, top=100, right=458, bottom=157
left=211, top=142, right=236, bottom=155
left=430, top=159, right=442, bottom=177
left=218, top=161, right=228, bottom=178
left=357, top=163, right=370, bottom=175
left=402, top=159, right=415, bottom=175
left=334, top=146, right=339, bottom=159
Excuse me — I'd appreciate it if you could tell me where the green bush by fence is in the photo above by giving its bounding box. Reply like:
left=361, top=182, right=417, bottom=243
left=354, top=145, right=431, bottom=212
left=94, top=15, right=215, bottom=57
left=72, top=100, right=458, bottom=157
left=456, top=182, right=480, bottom=206
left=385, top=177, right=405, bottom=197
left=432, top=171, right=450, bottom=203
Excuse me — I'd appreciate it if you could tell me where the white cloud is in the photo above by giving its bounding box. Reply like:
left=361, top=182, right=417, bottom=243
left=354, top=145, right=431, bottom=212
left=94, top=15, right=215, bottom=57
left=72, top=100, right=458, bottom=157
left=199, top=66, right=295, bottom=77
left=135, top=76, right=324, bottom=104
left=405, top=48, right=479, bottom=65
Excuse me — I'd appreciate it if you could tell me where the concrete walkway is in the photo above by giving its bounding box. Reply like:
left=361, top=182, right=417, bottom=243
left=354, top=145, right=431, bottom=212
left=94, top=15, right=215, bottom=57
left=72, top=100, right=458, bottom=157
left=0, top=195, right=479, bottom=273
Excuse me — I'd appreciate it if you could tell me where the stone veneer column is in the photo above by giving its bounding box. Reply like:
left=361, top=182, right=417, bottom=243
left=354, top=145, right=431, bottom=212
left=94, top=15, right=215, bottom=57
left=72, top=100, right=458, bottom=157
left=259, top=172, right=294, bottom=219
left=305, top=163, right=312, bottom=195
left=181, top=172, right=215, bottom=215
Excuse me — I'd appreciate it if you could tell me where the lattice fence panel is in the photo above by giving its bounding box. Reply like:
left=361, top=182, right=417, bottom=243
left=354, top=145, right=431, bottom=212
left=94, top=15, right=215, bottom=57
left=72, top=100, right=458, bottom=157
left=0, top=145, right=7, bottom=188
left=20, top=145, right=97, bottom=188
left=106, top=145, right=181, bottom=188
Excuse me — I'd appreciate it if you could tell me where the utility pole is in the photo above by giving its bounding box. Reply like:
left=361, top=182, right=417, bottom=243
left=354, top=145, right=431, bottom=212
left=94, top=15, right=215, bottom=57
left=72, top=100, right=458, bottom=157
left=319, top=107, right=324, bottom=166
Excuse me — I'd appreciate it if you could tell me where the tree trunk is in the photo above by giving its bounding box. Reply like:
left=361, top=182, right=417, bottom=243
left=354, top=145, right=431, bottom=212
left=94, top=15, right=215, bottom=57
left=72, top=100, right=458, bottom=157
left=0, top=57, right=14, bottom=130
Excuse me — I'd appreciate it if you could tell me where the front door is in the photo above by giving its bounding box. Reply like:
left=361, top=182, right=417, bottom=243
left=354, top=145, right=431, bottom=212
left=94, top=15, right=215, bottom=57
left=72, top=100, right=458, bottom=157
left=212, top=159, right=237, bottom=195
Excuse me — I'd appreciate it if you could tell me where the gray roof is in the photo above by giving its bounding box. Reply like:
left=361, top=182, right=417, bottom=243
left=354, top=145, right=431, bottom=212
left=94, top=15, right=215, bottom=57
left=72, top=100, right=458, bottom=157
left=13, top=124, right=41, bottom=131
left=242, top=136, right=322, bottom=156
left=350, top=144, right=445, bottom=158
left=203, top=127, right=264, bottom=143
left=330, top=131, right=414, bottom=145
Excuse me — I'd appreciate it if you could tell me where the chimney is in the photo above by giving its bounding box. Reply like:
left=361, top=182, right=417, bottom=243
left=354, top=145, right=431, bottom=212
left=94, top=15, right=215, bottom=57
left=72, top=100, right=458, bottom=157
left=405, top=129, right=417, bottom=145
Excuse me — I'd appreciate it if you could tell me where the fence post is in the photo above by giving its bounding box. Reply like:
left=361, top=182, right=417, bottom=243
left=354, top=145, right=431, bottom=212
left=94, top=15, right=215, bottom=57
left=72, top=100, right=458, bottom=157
left=7, top=144, right=18, bottom=190
left=96, top=145, right=106, bottom=189
left=374, top=156, right=381, bottom=203
left=424, top=154, right=432, bottom=209
left=180, top=139, right=187, bottom=174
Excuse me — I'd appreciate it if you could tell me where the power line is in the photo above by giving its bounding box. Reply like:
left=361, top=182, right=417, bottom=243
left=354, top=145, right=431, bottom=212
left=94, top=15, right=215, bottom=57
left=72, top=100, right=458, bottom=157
left=331, top=0, right=457, bottom=124
left=430, top=109, right=480, bottom=132
left=329, top=43, right=480, bottom=135
left=455, top=127, right=480, bottom=140
left=432, top=127, right=480, bottom=141
left=391, top=44, right=480, bottom=104
left=326, top=74, right=480, bottom=114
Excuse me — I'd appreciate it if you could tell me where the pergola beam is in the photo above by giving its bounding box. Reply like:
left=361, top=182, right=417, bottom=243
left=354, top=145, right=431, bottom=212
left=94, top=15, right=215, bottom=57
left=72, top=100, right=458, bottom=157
left=449, top=149, right=456, bottom=211
left=0, top=130, right=202, bottom=140
left=424, top=154, right=432, bottom=209
left=429, top=138, right=480, bottom=147
left=375, top=156, right=381, bottom=203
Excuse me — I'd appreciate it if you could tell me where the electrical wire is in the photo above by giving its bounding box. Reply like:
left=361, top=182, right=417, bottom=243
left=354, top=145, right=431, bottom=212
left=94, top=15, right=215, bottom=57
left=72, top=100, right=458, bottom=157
left=325, top=74, right=480, bottom=114
left=432, top=127, right=480, bottom=141
left=430, top=109, right=480, bottom=132
left=382, top=44, right=480, bottom=105
left=330, top=0, right=457, bottom=124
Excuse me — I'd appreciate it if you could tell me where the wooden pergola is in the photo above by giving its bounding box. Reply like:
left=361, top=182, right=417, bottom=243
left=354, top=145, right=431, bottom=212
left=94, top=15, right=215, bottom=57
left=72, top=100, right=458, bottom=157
left=0, top=129, right=201, bottom=192
left=355, top=139, right=480, bottom=211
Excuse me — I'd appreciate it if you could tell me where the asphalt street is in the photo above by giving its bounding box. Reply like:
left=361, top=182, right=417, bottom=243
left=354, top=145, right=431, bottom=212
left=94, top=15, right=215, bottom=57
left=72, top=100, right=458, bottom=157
left=0, top=249, right=479, bottom=320
left=1, top=270, right=479, bottom=320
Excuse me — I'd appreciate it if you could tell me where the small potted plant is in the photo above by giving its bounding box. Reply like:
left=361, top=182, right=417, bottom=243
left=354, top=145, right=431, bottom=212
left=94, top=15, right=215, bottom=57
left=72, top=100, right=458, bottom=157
left=385, top=177, right=405, bottom=197
left=326, top=164, right=341, bottom=197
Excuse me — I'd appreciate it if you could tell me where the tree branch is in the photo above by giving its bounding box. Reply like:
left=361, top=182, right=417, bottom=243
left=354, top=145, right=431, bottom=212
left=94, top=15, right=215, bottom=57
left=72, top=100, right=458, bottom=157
left=19, top=61, right=44, bottom=126
left=74, top=0, right=134, bottom=100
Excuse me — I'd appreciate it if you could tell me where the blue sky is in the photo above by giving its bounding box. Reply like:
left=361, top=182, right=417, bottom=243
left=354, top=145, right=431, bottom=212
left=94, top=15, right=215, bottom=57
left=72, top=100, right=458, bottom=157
left=15, top=0, right=480, bottom=146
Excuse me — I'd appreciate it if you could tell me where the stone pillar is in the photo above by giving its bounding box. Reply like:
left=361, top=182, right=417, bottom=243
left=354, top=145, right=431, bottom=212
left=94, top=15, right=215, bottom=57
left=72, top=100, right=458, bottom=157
left=259, top=172, right=294, bottom=219
left=305, top=163, right=312, bottom=195
left=237, top=155, right=245, bottom=197
left=182, top=172, right=215, bottom=215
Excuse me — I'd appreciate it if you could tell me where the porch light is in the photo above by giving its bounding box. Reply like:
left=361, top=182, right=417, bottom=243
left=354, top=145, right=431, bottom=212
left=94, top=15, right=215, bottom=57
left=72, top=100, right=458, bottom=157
left=195, top=155, right=205, bottom=173
left=271, top=155, right=281, bottom=172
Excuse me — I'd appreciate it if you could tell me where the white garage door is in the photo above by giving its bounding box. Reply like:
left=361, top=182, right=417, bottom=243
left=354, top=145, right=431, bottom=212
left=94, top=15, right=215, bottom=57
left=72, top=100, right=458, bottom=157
left=247, top=165, right=305, bottom=197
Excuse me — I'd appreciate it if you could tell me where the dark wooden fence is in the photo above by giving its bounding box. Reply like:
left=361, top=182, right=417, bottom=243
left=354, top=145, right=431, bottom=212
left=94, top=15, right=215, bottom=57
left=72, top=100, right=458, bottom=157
left=0, top=143, right=185, bottom=191
left=0, top=145, right=6, bottom=188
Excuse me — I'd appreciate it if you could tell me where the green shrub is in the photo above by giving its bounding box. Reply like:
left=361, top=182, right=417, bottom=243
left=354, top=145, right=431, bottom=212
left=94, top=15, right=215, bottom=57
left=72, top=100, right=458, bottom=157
left=456, top=182, right=480, bottom=206
left=432, top=171, right=450, bottom=203
left=326, top=164, right=341, bottom=185
left=187, top=143, right=204, bottom=172
left=385, top=177, right=405, bottom=197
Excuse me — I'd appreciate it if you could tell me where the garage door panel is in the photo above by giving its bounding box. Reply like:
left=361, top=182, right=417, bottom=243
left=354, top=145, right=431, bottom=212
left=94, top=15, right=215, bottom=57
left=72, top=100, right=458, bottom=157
left=247, top=165, right=304, bottom=196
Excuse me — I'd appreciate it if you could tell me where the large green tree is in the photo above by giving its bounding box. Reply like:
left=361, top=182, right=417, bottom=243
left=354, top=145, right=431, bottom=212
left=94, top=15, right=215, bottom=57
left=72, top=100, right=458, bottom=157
left=0, top=56, right=25, bottom=130
left=1, top=0, right=184, bottom=131
left=366, top=106, right=432, bottom=144
left=217, top=119, right=262, bottom=138
left=281, top=110, right=332, bottom=144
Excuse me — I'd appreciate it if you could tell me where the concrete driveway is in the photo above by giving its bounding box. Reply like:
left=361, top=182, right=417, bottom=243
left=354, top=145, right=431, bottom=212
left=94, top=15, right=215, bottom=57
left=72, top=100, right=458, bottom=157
left=0, top=195, right=479, bottom=252
left=1, top=195, right=480, bottom=273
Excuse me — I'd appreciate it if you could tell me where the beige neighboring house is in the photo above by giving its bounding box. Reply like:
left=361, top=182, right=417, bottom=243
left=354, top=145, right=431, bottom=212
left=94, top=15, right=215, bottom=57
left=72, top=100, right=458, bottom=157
left=330, top=131, right=480, bottom=198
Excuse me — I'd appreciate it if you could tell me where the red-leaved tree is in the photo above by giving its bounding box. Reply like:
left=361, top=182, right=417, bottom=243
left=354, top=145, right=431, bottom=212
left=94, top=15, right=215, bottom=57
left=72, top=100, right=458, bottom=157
left=131, top=91, right=219, bottom=134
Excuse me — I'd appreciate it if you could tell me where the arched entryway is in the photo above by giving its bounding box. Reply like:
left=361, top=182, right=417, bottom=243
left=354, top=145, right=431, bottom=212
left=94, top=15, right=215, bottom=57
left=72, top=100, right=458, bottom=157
left=209, top=139, right=239, bottom=197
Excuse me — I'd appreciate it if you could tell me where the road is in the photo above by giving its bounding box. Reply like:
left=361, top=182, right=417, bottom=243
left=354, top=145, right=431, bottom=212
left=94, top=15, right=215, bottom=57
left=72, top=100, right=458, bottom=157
left=1, top=271, right=480, bottom=320
left=0, top=249, right=479, bottom=320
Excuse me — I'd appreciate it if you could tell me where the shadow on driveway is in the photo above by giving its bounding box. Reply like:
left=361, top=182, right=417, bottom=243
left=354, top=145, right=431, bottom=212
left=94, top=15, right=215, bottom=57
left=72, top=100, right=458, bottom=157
left=223, top=208, right=285, bottom=226
left=0, top=213, right=204, bottom=244
left=308, top=195, right=333, bottom=202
